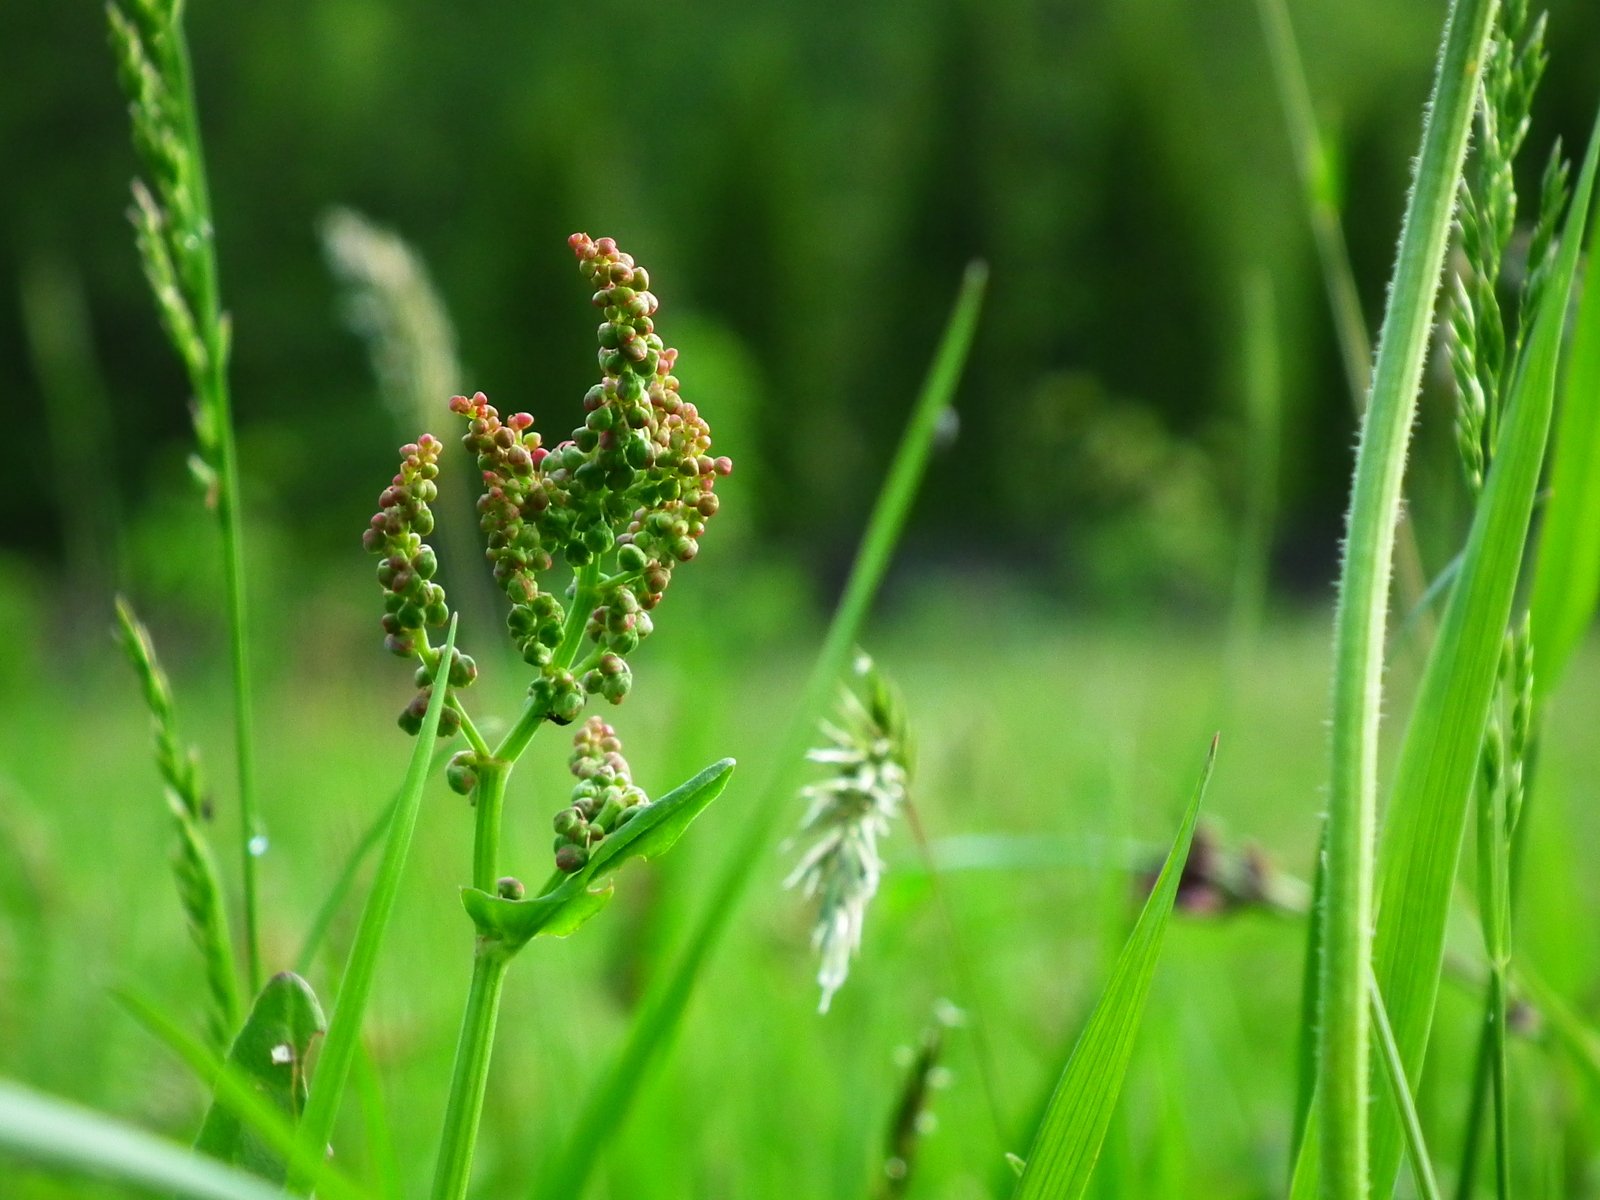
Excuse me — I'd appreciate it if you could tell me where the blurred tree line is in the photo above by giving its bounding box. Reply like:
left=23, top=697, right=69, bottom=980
left=3, top=0, right=1597, bottom=613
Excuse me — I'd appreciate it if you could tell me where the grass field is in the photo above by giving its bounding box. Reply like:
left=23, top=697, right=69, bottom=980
left=6, top=572, right=1600, bottom=1197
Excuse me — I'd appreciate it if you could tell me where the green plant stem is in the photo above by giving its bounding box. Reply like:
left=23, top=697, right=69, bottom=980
left=1369, top=976, right=1443, bottom=1200
left=1474, top=770, right=1513, bottom=1200
left=430, top=946, right=511, bottom=1200
left=1454, top=1020, right=1494, bottom=1200
left=470, top=760, right=510, bottom=896
left=432, top=559, right=604, bottom=1197
left=170, top=17, right=263, bottom=995
left=1317, top=0, right=1497, bottom=1194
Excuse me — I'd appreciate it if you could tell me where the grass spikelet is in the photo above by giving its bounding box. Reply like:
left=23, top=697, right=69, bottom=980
left=114, top=597, right=242, bottom=1052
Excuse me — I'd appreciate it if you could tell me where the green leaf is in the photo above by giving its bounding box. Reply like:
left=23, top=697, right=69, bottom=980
left=1362, top=110, right=1600, bottom=1200
left=1529, top=144, right=1600, bottom=698
left=1315, top=0, right=1497, bottom=1191
left=193, top=972, right=325, bottom=1180
left=0, top=1080, right=297, bottom=1200
left=536, top=262, right=988, bottom=1200
left=1010, top=736, right=1216, bottom=1200
left=113, top=984, right=366, bottom=1200
left=292, top=616, right=460, bottom=1190
left=463, top=758, right=735, bottom=951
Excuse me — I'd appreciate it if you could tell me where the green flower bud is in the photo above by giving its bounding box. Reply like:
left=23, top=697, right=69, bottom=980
left=555, top=844, right=588, bottom=873
left=446, top=751, right=479, bottom=795
left=497, top=876, right=526, bottom=900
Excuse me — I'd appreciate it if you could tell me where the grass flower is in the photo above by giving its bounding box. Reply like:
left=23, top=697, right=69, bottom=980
left=787, top=653, right=911, bottom=1012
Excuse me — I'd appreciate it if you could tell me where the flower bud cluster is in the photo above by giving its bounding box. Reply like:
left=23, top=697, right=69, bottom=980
left=448, top=235, right=730, bottom=724
left=550, top=716, right=650, bottom=873
left=363, top=434, right=476, bottom=733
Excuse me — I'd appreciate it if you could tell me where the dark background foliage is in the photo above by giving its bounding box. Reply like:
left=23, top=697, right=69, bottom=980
left=4, top=0, right=1598, bottom=609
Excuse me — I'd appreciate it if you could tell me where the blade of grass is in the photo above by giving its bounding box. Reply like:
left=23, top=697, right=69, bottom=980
left=1528, top=149, right=1600, bottom=698
left=1289, top=819, right=1327, bottom=1173
left=1251, top=0, right=1369, bottom=401
left=1369, top=976, right=1443, bottom=1200
left=293, top=741, right=455, bottom=977
left=1316, top=0, right=1498, bottom=1192
left=113, top=986, right=366, bottom=1200
left=1010, top=736, right=1216, bottom=1200
left=1361, top=111, right=1600, bottom=1200
left=292, top=616, right=460, bottom=1189
left=1474, top=752, right=1514, bottom=1200
left=0, top=1080, right=304, bottom=1200
left=1227, top=270, right=1282, bottom=659
left=537, top=261, right=987, bottom=1200
left=1251, top=0, right=1435, bottom=644
left=353, top=1046, right=402, bottom=1200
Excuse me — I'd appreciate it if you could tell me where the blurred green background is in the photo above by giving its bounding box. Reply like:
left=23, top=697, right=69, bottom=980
left=3, top=0, right=1597, bottom=606
left=4, top=1, right=1600, bottom=1197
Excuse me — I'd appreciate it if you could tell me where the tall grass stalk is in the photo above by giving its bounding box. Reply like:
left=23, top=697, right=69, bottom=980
left=108, top=0, right=264, bottom=991
left=537, top=262, right=987, bottom=1200
left=1317, top=0, right=1497, bottom=1193
left=1251, top=0, right=1434, bottom=638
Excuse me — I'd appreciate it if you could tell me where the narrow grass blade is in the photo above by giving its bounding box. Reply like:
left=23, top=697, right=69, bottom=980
left=293, top=616, right=460, bottom=1187
left=1251, top=0, right=1370, bottom=402
left=1289, top=820, right=1327, bottom=1172
left=293, top=741, right=454, bottom=976
left=1251, top=0, right=1435, bottom=640
left=0, top=1080, right=298, bottom=1200
left=1228, top=271, right=1282, bottom=658
left=1369, top=977, right=1443, bottom=1200
left=1009, top=736, right=1216, bottom=1200
left=113, top=985, right=366, bottom=1200
left=461, top=758, right=735, bottom=950
left=1529, top=158, right=1600, bottom=696
left=537, top=262, right=987, bottom=1200
left=1316, top=0, right=1497, bottom=1192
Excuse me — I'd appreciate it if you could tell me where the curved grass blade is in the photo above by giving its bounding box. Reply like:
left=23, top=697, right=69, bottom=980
left=113, top=985, right=366, bottom=1200
left=1363, top=111, right=1600, bottom=1200
left=292, top=616, right=460, bottom=1189
left=536, top=261, right=988, bottom=1200
left=1529, top=155, right=1600, bottom=697
left=1009, top=735, right=1216, bottom=1200
left=0, top=1080, right=298, bottom=1200
left=1316, top=0, right=1497, bottom=1191
left=461, top=758, right=735, bottom=950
